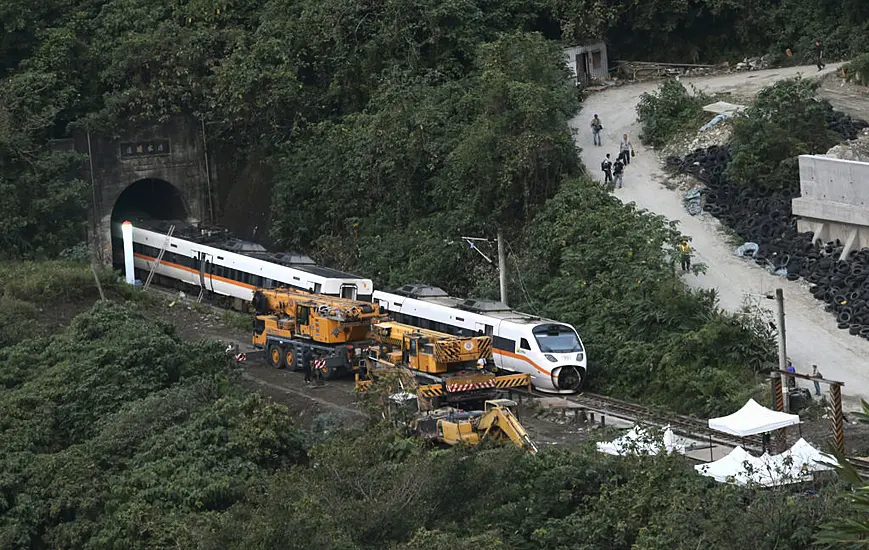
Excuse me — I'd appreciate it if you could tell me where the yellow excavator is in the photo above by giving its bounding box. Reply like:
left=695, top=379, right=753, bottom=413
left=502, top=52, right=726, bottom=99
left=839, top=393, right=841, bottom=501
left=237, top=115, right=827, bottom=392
left=412, top=399, right=538, bottom=454
left=355, top=321, right=531, bottom=408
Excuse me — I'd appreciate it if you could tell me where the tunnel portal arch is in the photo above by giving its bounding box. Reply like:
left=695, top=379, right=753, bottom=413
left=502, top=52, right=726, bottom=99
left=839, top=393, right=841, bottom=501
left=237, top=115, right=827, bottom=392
left=109, top=178, right=192, bottom=268
left=111, top=178, right=189, bottom=224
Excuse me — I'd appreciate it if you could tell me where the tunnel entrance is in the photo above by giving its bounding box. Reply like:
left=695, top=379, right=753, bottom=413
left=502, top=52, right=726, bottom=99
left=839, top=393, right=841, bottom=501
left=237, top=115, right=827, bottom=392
left=111, top=178, right=189, bottom=268
left=112, top=178, right=188, bottom=223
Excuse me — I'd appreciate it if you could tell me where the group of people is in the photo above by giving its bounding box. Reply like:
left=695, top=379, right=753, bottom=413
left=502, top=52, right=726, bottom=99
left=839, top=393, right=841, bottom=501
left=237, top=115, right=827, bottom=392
left=593, top=115, right=635, bottom=190
left=786, top=361, right=825, bottom=396
left=761, top=363, right=825, bottom=453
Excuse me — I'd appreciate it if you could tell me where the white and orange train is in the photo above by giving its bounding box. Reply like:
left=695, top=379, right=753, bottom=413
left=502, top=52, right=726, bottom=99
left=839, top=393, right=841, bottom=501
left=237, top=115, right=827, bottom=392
left=114, top=220, right=373, bottom=302
left=114, top=221, right=585, bottom=393
left=372, top=285, right=585, bottom=393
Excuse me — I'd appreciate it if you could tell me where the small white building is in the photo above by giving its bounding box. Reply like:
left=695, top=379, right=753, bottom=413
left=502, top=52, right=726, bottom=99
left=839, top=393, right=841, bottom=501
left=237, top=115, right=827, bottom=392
left=563, top=42, right=609, bottom=85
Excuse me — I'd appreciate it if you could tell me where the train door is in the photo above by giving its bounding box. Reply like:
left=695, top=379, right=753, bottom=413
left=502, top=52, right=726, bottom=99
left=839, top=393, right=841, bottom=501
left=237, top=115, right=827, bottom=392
left=198, top=252, right=214, bottom=291
left=340, top=284, right=357, bottom=300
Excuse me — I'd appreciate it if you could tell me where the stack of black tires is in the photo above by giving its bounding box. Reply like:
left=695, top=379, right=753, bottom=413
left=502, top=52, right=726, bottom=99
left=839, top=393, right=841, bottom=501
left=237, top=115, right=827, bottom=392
left=668, top=113, right=869, bottom=340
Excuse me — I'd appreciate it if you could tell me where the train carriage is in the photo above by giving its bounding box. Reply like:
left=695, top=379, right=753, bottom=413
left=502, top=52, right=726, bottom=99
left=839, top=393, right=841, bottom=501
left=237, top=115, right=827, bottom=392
left=113, top=221, right=373, bottom=304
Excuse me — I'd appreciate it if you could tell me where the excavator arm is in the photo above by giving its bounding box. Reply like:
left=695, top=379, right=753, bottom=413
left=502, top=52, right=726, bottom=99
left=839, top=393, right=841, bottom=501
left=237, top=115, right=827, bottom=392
left=476, top=400, right=538, bottom=454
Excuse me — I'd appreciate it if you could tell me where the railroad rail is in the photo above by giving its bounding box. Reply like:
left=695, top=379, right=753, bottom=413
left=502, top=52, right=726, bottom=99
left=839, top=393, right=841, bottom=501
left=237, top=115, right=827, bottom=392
left=143, top=282, right=869, bottom=475
left=512, top=388, right=869, bottom=476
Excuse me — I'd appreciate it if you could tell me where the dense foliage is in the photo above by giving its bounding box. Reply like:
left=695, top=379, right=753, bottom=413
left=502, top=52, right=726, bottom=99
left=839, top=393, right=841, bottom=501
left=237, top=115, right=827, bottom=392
left=3, top=0, right=869, bottom=258
left=0, top=302, right=306, bottom=549
left=844, top=53, right=869, bottom=86
left=727, top=77, right=840, bottom=189
left=0, top=302, right=852, bottom=549
left=517, top=178, right=776, bottom=415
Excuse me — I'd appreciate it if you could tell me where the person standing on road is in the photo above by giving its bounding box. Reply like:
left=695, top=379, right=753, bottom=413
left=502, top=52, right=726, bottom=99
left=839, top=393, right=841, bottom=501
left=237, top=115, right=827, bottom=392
left=601, top=153, right=613, bottom=186
left=786, top=360, right=797, bottom=390
left=678, top=239, right=693, bottom=272
left=591, top=114, right=602, bottom=146
left=761, top=432, right=771, bottom=454
left=814, top=41, right=825, bottom=71
left=612, top=156, right=625, bottom=189
left=811, top=364, right=823, bottom=396
left=619, top=134, right=634, bottom=165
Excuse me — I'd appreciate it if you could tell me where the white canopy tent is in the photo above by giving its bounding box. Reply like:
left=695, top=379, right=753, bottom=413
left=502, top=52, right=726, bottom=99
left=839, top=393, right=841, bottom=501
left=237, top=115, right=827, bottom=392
left=708, top=399, right=800, bottom=437
left=776, top=437, right=838, bottom=476
left=596, top=425, right=686, bottom=456
left=696, top=438, right=838, bottom=486
left=695, top=446, right=762, bottom=485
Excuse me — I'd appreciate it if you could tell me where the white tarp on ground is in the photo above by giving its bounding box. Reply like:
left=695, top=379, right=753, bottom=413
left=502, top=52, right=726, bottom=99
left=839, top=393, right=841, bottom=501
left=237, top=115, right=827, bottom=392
left=596, top=425, right=686, bottom=456
left=708, top=399, right=800, bottom=437
left=696, top=439, right=838, bottom=486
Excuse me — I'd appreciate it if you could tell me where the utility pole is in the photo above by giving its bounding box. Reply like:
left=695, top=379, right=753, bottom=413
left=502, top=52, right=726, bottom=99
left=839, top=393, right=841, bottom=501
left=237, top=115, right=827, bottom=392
left=497, top=230, right=507, bottom=307
left=773, top=288, right=790, bottom=413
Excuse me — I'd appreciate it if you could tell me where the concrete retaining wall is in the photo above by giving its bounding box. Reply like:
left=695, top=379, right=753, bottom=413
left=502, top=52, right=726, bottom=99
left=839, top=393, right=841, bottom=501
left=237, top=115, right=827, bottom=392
left=792, top=154, right=869, bottom=258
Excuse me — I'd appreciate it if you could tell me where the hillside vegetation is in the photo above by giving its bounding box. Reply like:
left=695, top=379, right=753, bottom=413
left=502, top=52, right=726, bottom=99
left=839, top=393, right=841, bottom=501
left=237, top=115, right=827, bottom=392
left=0, top=0, right=786, bottom=414
left=0, top=302, right=855, bottom=549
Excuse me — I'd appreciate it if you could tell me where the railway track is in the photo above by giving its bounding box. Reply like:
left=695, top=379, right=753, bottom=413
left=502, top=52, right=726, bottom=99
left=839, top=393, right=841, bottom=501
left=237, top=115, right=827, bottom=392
left=513, top=389, right=762, bottom=451
left=142, top=282, right=869, bottom=475
left=515, top=388, right=869, bottom=476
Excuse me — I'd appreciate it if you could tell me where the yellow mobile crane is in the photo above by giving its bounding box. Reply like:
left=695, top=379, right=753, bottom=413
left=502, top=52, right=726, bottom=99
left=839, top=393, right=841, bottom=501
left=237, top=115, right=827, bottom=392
left=356, top=321, right=531, bottom=408
left=251, top=288, right=383, bottom=378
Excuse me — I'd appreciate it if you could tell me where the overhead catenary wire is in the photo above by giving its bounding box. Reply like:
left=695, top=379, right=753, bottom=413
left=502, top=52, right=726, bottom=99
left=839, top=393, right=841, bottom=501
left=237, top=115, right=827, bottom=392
left=504, top=239, right=539, bottom=315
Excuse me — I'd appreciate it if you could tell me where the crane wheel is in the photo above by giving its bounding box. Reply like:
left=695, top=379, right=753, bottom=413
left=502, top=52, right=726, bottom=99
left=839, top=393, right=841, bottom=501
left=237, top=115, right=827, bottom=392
left=268, top=344, right=283, bottom=369
left=285, top=348, right=297, bottom=370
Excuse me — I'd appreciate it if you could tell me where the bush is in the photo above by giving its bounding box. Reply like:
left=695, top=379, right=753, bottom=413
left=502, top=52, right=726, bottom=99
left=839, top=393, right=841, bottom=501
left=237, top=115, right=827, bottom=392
left=844, top=53, right=869, bottom=86
left=636, top=80, right=713, bottom=148
left=0, top=297, right=40, bottom=348
left=727, top=77, right=839, bottom=189
left=0, top=302, right=307, bottom=548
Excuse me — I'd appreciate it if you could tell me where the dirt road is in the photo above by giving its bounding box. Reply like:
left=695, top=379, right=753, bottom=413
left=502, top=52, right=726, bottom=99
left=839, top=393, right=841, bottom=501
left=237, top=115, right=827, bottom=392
left=572, top=63, right=869, bottom=408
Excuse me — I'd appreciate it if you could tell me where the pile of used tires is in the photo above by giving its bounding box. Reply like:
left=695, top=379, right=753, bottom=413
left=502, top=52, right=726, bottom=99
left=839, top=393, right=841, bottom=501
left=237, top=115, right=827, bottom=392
left=668, top=113, right=869, bottom=339
left=825, top=108, right=869, bottom=141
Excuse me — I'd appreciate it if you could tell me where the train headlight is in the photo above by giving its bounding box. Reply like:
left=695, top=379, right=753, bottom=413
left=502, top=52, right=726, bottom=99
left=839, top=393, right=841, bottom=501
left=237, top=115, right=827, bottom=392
left=544, top=354, right=557, bottom=362
left=576, top=353, right=584, bottom=362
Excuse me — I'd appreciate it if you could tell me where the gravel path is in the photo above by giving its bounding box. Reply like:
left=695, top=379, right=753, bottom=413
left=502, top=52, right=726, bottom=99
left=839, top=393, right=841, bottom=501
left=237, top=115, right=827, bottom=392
left=571, top=63, right=869, bottom=408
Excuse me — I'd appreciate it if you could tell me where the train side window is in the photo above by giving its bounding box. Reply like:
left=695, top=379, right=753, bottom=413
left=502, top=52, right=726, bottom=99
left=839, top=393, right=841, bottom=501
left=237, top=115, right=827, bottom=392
left=493, top=336, right=515, bottom=351
left=520, top=338, right=531, bottom=350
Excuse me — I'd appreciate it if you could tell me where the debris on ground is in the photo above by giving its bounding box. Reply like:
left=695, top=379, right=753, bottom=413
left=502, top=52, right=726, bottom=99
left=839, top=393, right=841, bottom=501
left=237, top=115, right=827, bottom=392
left=684, top=187, right=705, bottom=215
left=734, top=242, right=759, bottom=258
left=662, top=118, right=734, bottom=159
left=699, top=113, right=730, bottom=133
left=823, top=128, right=869, bottom=161
left=734, top=55, right=773, bottom=72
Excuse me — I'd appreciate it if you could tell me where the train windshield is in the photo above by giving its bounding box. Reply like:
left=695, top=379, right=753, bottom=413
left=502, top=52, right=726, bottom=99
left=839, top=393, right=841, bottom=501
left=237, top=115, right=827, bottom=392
left=532, top=324, right=583, bottom=353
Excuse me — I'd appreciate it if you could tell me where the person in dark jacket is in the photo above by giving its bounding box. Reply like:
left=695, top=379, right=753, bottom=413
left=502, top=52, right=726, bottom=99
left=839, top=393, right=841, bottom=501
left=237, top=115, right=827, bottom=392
left=302, top=348, right=313, bottom=385
left=815, top=41, right=825, bottom=71
left=612, top=157, right=625, bottom=189
left=601, top=153, right=612, bottom=186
